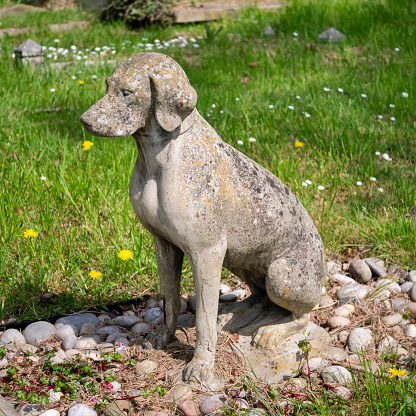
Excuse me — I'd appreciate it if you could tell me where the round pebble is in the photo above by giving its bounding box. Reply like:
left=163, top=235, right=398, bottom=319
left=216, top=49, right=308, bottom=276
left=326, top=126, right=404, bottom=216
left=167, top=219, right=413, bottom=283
left=348, top=328, right=373, bottom=352
left=98, top=314, right=112, bottom=325
left=144, top=308, right=163, bottom=324
left=333, top=386, right=351, bottom=399
left=382, top=313, right=402, bottom=327
left=96, top=326, right=122, bottom=336
left=409, top=284, right=416, bottom=302
left=80, top=323, right=96, bottom=335
left=408, top=270, right=416, bottom=283
left=75, top=336, right=99, bottom=350
left=400, top=282, right=414, bottom=294
left=177, top=314, right=195, bottom=327
left=55, top=313, right=99, bottom=332
left=376, top=279, right=401, bottom=294
left=131, top=322, right=151, bottom=335
left=39, top=410, right=60, bottom=416
left=67, top=404, right=97, bottom=416
left=177, top=400, right=198, bottom=416
left=169, top=384, right=193, bottom=402
left=0, top=328, right=25, bottom=345
left=405, top=324, right=416, bottom=338
left=349, top=259, right=372, bottom=283
left=334, top=304, right=354, bottom=318
left=112, top=316, right=142, bottom=328
left=336, top=284, right=370, bottom=300
left=327, top=316, right=351, bottom=329
left=135, top=359, right=158, bottom=374
left=200, top=394, right=228, bottom=415
left=319, top=295, right=334, bottom=307
left=188, top=294, right=196, bottom=311
left=322, top=365, right=352, bottom=384
left=301, top=357, right=329, bottom=378
left=23, top=321, right=56, bottom=347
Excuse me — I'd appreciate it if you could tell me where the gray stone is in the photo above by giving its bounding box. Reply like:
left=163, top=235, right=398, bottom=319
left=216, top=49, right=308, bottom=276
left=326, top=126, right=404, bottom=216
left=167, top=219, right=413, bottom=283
left=39, top=410, right=60, bottom=416
left=80, top=323, right=97, bottom=335
left=177, top=314, right=195, bottom=327
left=75, top=335, right=99, bottom=350
left=301, top=357, right=329, bottom=378
left=375, top=279, right=401, bottom=294
left=400, top=282, right=414, bottom=294
left=332, top=274, right=355, bottom=286
left=219, top=284, right=231, bottom=294
left=143, top=308, right=163, bottom=325
left=67, top=404, right=97, bottom=416
left=23, top=321, right=56, bottom=347
left=169, top=384, right=193, bottom=402
left=409, top=284, right=416, bottom=302
left=131, top=322, right=151, bottom=335
left=392, top=299, right=406, bottom=310
left=263, top=25, right=275, bottom=36
left=19, top=404, right=44, bottom=415
left=318, top=27, right=346, bottom=42
left=364, top=259, right=388, bottom=278
left=47, top=390, right=64, bottom=404
left=55, top=313, right=99, bottom=332
left=327, top=316, right=351, bottom=328
left=0, top=357, right=8, bottom=368
left=0, top=395, right=19, bottom=416
left=146, top=298, right=160, bottom=309
left=112, top=315, right=142, bottom=328
left=98, top=314, right=112, bottom=325
left=55, top=324, right=78, bottom=351
left=188, top=294, right=196, bottom=311
left=349, top=259, right=372, bottom=283
left=80, top=53, right=327, bottom=385
left=96, top=326, right=123, bottom=336
left=200, top=394, right=228, bottom=415
left=336, top=284, right=370, bottom=300
left=408, top=270, right=416, bottom=283
left=348, top=328, right=373, bottom=352
left=113, top=337, right=129, bottom=347
left=135, top=359, right=158, bottom=374
left=404, top=324, right=416, bottom=338
left=322, top=365, right=352, bottom=384
left=319, top=296, right=334, bottom=307
left=106, top=332, right=129, bottom=343
left=382, top=313, right=402, bottom=327
left=0, top=328, right=25, bottom=345
left=219, top=290, right=245, bottom=302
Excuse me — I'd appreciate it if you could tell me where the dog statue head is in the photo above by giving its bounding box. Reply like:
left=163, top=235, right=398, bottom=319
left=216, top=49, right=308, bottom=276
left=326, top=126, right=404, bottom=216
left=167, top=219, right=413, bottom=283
left=80, top=53, right=197, bottom=136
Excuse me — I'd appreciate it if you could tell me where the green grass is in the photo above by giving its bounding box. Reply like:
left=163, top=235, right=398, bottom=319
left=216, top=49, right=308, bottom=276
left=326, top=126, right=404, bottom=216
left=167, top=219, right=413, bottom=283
left=0, top=0, right=415, bottom=322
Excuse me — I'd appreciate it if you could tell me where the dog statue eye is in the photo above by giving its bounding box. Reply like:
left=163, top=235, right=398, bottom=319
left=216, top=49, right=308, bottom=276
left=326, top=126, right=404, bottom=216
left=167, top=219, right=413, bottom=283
left=123, top=90, right=133, bottom=97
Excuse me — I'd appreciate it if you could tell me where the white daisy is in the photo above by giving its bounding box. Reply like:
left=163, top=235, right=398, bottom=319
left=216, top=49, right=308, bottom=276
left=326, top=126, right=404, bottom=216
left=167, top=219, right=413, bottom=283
left=375, top=151, right=381, bottom=156
left=324, top=87, right=330, bottom=92
left=293, top=32, right=298, bottom=36
left=296, top=96, right=301, bottom=99
left=361, top=94, right=367, bottom=98
left=249, top=137, right=256, bottom=142
left=288, top=105, right=294, bottom=110
left=356, top=181, right=363, bottom=186
left=317, top=185, right=325, bottom=190
left=237, top=140, right=244, bottom=145
left=92, top=75, right=98, bottom=79
left=370, top=177, right=376, bottom=181
left=302, top=182, right=308, bottom=187
left=389, top=104, right=395, bottom=108
left=40, top=176, right=47, bottom=181
left=305, top=180, right=312, bottom=185
left=269, top=105, right=274, bottom=109
left=305, top=113, right=311, bottom=118
left=391, top=117, right=395, bottom=121
left=212, top=104, right=216, bottom=108
left=50, top=88, right=55, bottom=92
left=236, top=98, right=240, bottom=101
left=382, top=153, right=389, bottom=160
left=394, top=47, right=400, bottom=52
left=72, top=76, right=76, bottom=80
left=402, top=92, right=409, bottom=97
left=54, top=39, right=60, bottom=43
left=378, top=187, right=384, bottom=192
left=338, top=88, right=343, bottom=93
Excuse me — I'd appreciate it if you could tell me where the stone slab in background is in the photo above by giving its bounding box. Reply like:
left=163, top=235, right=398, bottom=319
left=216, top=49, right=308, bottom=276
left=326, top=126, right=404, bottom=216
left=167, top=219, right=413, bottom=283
left=0, top=21, right=89, bottom=38
left=0, top=4, right=42, bottom=17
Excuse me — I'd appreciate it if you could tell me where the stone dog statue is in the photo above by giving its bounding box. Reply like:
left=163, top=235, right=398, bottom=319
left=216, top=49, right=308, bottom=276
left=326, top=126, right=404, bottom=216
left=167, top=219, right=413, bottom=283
left=81, top=53, right=326, bottom=385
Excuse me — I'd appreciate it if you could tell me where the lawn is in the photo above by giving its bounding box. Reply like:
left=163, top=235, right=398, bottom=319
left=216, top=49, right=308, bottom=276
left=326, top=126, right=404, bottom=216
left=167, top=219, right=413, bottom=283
left=0, top=0, right=415, bottom=324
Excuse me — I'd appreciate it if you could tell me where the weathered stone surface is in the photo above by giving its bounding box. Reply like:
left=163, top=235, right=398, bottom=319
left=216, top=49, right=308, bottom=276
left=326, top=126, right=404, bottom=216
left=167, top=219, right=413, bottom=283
left=301, top=357, right=329, bottom=378
left=333, top=386, right=351, bottom=399
left=112, top=316, right=142, bottom=328
left=333, top=304, right=354, bottom=317
left=67, top=404, right=97, bottom=416
left=80, top=52, right=327, bottom=386
left=364, top=259, right=388, bottom=278
left=75, top=335, right=99, bottom=350
left=348, top=328, right=373, bottom=352
left=80, top=323, right=97, bottom=335
left=319, top=295, right=334, bottom=307
left=327, top=316, right=351, bottom=328
left=23, top=321, right=56, bottom=347
left=177, top=314, right=195, bottom=327
left=336, top=284, right=370, bottom=300
left=405, top=324, right=416, bottom=337
left=0, top=395, right=19, bottom=416
left=135, top=359, right=158, bottom=374
left=408, top=270, right=416, bottom=283
left=169, top=384, right=193, bottom=402
left=349, top=259, right=372, bottom=283
left=96, top=326, right=122, bottom=336
left=131, top=322, right=151, bottom=335
left=55, top=313, right=99, bottom=332
left=200, top=394, right=228, bottom=415
left=176, top=400, right=198, bottom=416
left=39, top=410, right=60, bottom=416
left=375, top=279, right=401, bottom=294
left=322, top=365, right=352, bottom=384
left=382, top=314, right=402, bottom=327
left=0, top=328, right=25, bottom=345
left=19, top=403, right=45, bottom=415
left=143, top=308, right=163, bottom=325
left=401, top=282, right=414, bottom=294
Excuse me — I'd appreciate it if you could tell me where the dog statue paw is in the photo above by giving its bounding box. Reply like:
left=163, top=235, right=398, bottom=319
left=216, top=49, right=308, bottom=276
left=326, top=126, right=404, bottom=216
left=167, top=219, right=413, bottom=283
left=81, top=52, right=327, bottom=387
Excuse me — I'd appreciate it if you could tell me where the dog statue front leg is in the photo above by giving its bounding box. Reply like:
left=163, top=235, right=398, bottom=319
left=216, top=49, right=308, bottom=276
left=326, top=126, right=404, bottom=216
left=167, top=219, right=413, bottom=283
left=183, top=241, right=226, bottom=385
left=149, top=234, right=184, bottom=349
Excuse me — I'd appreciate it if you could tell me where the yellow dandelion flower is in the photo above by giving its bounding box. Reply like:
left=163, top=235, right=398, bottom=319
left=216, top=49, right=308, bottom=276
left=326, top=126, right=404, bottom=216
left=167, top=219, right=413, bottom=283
left=82, top=140, right=94, bottom=151
left=77, top=80, right=85, bottom=85
left=24, top=229, right=38, bottom=238
left=118, top=249, right=133, bottom=261
left=397, top=368, right=408, bottom=377
left=295, top=141, right=304, bottom=148
left=89, top=270, right=102, bottom=279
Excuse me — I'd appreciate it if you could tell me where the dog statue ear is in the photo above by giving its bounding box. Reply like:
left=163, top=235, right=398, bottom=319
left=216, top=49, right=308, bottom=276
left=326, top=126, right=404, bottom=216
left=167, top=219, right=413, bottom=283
left=150, top=70, right=197, bottom=132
